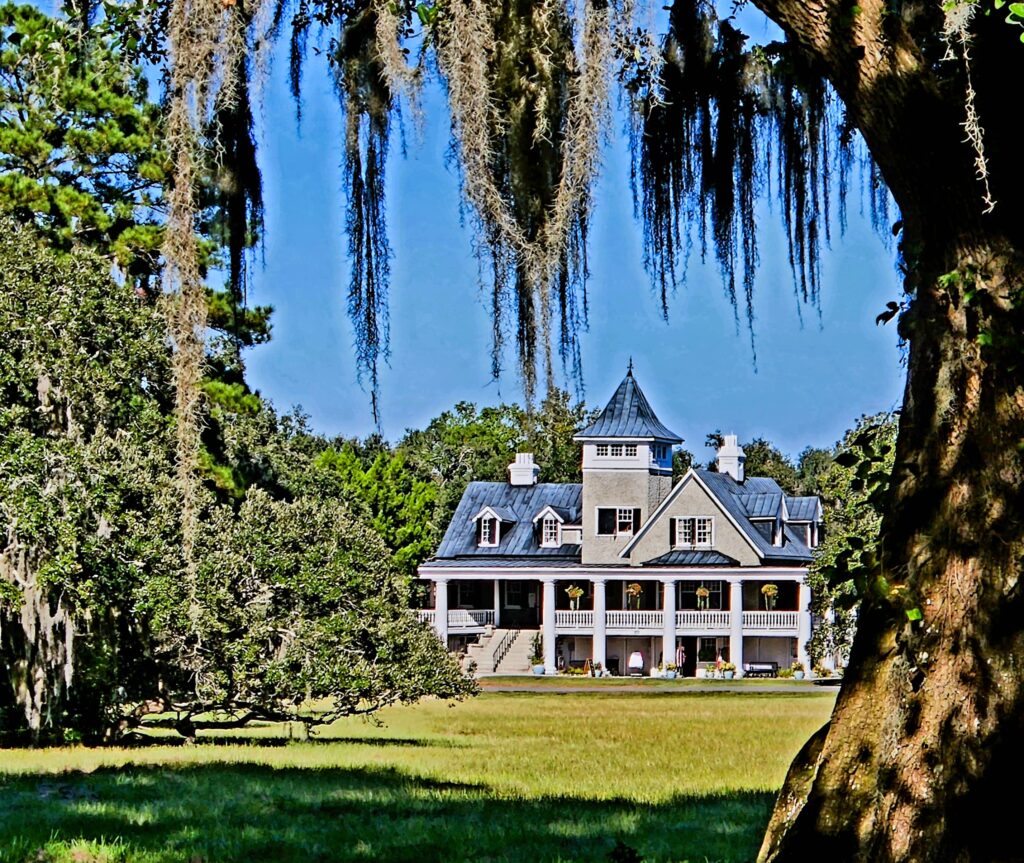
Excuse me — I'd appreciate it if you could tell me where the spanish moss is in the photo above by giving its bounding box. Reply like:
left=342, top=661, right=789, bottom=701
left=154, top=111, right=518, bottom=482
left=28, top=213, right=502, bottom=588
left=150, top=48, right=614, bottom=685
left=631, top=0, right=892, bottom=356
left=335, top=8, right=393, bottom=423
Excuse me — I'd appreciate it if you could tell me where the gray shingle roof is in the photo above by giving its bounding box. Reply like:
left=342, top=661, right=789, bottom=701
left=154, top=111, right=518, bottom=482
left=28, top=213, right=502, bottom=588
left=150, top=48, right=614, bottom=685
left=642, top=550, right=739, bottom=567
left=785, top=496, right=819, bottom=521
left=575, top=371, right=682, bottom=442
left=433, top=481, right=583, bottom=560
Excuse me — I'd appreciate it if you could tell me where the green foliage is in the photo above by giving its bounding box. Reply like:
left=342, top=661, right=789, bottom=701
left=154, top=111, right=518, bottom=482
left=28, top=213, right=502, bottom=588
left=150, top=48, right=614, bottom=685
left=312, top=446, right=438, bottom=575
left=795, top=447, right=833, bottom=497
left=805, top=413, right=898, bottom=666
left=0, top=3, right=166, bottom=286
left=0, top=218, right=176, bottom=740
left=144, top=490, right=474, bottom=723
left=741, top=438, right=801, bottom=493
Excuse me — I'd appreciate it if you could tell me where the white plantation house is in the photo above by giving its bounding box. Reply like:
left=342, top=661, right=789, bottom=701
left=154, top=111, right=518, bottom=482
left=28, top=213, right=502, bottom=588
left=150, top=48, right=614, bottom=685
left=417, top=369, right=823, bottom=676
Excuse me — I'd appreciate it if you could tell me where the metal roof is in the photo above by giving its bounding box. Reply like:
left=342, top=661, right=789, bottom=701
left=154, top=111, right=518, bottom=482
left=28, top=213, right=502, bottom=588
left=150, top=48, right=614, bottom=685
left=642, top=550, right=739, bottom=567
left=434, top=481, right=583, bottom=560
left=574, top=370, right=682, bottom=442
left=737, top=492, right=782, bottom=518
left=785, top=496, right=819, bottom=521
left=695, top=470, right=813, bottom=562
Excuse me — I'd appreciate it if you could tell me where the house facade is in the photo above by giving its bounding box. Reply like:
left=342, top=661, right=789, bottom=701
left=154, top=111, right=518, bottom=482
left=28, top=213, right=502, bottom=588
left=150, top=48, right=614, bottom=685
left=417, top=369, right=823, bottom=676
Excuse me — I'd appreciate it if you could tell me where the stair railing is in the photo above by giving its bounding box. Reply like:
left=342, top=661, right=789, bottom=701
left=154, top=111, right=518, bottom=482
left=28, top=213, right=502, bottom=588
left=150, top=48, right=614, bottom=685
left=492, top=628, right=521, bottom=673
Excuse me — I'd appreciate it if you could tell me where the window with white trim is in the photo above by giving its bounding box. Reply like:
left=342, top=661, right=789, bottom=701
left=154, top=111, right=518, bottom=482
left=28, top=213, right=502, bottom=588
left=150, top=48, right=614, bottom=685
left=479, top=517, right=498, bottom=546
left=596, top=506, right=641, bottom=536
left=541, top=516, right=560, bottom=547
left=673, top=516, right=714, bottom=548
left=624, top=444, right=637, bottom=457
left=596, top=444, right=609, bottom=456
left=610, top=444, right=623, bottom=457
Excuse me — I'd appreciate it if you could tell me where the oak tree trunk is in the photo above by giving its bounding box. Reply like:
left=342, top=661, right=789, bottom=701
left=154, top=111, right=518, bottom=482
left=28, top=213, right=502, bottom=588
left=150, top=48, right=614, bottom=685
left=760, top=241, right=1024, bottom=862
left=747, top=3, right=1024, bottom=860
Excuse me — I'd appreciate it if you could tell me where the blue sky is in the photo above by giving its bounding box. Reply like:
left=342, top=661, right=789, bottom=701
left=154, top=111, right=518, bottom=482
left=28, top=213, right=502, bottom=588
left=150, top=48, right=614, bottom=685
left=244, top=49, right=907, bottom=462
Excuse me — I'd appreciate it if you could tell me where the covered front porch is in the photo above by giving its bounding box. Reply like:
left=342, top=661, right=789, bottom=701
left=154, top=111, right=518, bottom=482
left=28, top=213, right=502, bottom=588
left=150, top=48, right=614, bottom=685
left=418, top=572, right=812, bottom=674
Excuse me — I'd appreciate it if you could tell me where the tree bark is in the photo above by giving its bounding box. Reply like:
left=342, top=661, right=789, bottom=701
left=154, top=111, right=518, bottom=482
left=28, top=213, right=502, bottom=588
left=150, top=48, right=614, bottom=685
left=747, top=3, right=1024, bottom=861
left=759, top=238, right=1024, bottom=862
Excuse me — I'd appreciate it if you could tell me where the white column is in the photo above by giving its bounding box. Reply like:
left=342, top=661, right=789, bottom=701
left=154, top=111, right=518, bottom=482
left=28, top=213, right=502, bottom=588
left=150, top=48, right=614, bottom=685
left=798, top=580, right=813, bottom=673
left=542, top=578, right=557, bottom=674
left=434, top=578, right=449, bottom=646
left=593, top=579, right=607, bottom=669
left=493, top=579, right=501, bottom=628
left=662, top=579, right=676, bottom=669
left=729, top=579, right=744, bottom=677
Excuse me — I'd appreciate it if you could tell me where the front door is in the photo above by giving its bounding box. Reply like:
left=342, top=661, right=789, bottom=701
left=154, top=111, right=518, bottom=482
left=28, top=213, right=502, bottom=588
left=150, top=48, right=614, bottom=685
left=500, top=580, right=540, bottom=628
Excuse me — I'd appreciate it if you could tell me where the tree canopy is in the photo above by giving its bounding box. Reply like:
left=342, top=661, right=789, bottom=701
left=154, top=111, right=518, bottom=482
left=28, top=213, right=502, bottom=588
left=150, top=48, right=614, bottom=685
left=6, top=0, right=1024, bottom=857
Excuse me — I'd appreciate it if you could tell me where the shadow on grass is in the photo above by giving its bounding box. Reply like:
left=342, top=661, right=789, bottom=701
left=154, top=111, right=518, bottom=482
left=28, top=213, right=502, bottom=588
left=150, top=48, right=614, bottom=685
left=0, top=762, right=773, bottom=863
left=121, top=733, right=441, bottom=749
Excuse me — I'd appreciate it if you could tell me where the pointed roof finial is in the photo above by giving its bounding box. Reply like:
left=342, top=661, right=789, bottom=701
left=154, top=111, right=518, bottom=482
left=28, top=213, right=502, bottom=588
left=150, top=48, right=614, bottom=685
left=627, top=356, right=634, bottom=376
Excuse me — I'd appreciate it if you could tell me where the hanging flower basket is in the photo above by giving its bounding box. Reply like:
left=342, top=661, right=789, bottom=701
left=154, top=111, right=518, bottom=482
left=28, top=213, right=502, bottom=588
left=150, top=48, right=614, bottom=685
left=696, top=585, right=710, bottom=610
left=626, top=582, right=643, bottom=609
left=565, top=584, right=584, bottom=611
left=761, top=583, right=778, bottom=611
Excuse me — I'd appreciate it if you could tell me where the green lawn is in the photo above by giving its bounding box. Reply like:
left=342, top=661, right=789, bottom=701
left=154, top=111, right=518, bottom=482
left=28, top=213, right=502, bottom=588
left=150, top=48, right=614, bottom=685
left=0, top=691, right=834, bottom=863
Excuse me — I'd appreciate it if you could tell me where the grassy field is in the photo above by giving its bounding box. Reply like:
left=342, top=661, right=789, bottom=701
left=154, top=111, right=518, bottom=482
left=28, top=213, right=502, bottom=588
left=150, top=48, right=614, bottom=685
left=0, top=691, right=834, bottom=863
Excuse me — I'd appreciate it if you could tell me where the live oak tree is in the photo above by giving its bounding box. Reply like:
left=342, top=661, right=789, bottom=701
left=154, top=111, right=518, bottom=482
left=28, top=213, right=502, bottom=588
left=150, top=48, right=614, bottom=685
left=93, top=0, right=1022, bottom=855
left=0, top=220, right=472, bottom=741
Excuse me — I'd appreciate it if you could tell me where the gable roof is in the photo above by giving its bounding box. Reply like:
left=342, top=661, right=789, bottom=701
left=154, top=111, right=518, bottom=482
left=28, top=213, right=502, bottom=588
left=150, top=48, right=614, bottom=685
left=434, top=482, right=582, bottom=560
left=574, top=370, right=682, bottom=442
left=469, top=504, right=518, bottom=523
left=619, top=469, right=815, bottom=564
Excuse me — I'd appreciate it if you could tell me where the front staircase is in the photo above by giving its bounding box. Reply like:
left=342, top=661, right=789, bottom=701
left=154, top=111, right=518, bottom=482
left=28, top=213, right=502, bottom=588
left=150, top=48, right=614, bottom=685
left=465, top=627, right=535, bottom=674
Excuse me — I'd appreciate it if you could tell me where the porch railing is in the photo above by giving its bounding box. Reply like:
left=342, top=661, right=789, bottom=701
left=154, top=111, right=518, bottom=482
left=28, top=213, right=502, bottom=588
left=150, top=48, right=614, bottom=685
left=606, top=610, right=664, bottom=630
left=415, top=609, right=494, bottom=628
left=555, top=610, right=594, bottom=629
left=675, top=610, right=731, bottom=630
left=742, top=611, right=799, bottom=631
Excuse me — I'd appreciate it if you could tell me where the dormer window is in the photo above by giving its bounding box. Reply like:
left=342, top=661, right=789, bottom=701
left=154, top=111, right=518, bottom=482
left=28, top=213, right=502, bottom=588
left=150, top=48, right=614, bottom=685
left=541, top=517, right=560, bottom=547
left=673, top=516, right=714, bottom=548
left=479, top=517, right=498, bottom=546
left=471, top=505, right=515, bottom=547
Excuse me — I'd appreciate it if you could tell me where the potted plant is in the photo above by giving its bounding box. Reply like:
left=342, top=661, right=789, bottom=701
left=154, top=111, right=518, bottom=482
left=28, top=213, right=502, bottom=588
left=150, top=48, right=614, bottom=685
left=720, top=661, right=736, bottom=680
left=625, top=582, right=643, bottom=609
left=530, top=633, right=545, bottom=675
left=696, top=585, right=710, bottom=610
left=703, top=662, right=718, bottom=679
left=662, top=662, right=677, bottom=680
left=791, top=661, right=806, bottom=680
left=565, top=584, right=584, bottom=611
left=761, top=583, right=778, bottom=611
